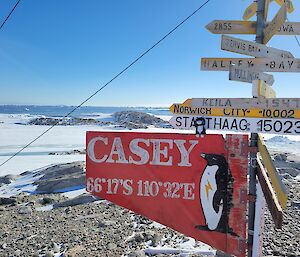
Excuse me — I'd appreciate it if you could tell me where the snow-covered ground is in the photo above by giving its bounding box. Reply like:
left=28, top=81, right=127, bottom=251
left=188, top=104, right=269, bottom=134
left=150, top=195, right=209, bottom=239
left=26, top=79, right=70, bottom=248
left=1, top=113, right=299, bottom=176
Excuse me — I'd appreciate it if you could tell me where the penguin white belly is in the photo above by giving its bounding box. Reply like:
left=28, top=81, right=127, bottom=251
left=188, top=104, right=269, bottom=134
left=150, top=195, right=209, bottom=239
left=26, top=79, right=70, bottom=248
left=200, top=164, right=223, bottom=230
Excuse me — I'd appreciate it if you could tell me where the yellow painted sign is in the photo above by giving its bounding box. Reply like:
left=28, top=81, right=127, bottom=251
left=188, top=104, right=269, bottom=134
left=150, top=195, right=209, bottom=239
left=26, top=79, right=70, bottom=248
left=274, top=0, right=295, bottom=13
left=258, top=134, right=288, bottom=209
left=205, top=20, right=257, bottom=34
left=253, top=80, right=276, bottom=98
left=169, top=103, right=300, bottom=118
left=243, top=2, right=257, bottom=21
left=206, top=20, right=300, bottom=35
left=257, top=157, right=283, bottom=228
left=263, top=3, right=287, bottom=44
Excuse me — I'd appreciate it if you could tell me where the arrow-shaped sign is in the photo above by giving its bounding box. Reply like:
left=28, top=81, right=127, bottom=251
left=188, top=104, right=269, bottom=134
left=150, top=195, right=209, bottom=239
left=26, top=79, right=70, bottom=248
left=243, top=2, right=258, bottom=21
left=221, top=35, right=293, bottom=58
left=169, top=103, right=300, bottom=118
left=169, top=115, right=300, bottom=135
left=201, top=58, right=300, bottom=72
left=229, top=65, right=275, bottom=85
left=263, top=3, right=287, bottom=44
left=206, top=20, right=300, bottom=35
left=183, top=98, right=300, bottom=109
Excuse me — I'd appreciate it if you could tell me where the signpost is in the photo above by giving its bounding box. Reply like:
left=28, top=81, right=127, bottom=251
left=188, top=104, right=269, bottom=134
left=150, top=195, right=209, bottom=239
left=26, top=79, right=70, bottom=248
left=229, top=65, right=274, bottom=85
left=206, top=20, right=300, bottom=35
left=86, top=131, right=248, bottom=257
left=85, top=0, right=299, bottom=256
left=263, top=3, right=287, bottom=44
left=201, top=57, right=300, bottom=72
left=221, top=35, right=293, bottom=58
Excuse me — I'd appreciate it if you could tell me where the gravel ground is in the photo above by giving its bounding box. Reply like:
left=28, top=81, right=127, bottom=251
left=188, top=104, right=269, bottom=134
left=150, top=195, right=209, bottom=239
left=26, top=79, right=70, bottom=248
left=0, top=193, right=213, bottom=257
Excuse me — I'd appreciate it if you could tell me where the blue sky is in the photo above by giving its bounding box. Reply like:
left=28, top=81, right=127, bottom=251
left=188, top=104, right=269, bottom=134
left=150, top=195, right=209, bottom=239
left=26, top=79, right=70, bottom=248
left=0, top=0, right=299, bottom=107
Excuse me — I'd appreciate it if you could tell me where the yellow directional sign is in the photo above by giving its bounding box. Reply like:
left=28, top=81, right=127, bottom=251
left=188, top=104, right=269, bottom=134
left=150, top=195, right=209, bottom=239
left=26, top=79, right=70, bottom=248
left=257, top=157, right=283, bottom=228
left=206, top=20, right=257, bottom=34
left=206, top=20, right=300, bottom=35
left=243, top=2, right=257, bottom=20
left=274, top=0, right=295, bottom=13
left=263, top=3, right=287, bottom=44
left=258, top=134, right=288, bottom=209
left=169, top=103, right=300, bottom=118
left=252, top=80, right=276, bottom=98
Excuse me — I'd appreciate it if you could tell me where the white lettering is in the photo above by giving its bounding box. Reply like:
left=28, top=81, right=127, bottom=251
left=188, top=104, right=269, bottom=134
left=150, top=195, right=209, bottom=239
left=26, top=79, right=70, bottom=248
left=106, top=137, right=129, bottom=164
left=87, top=136, right=108, bottom=163
left=149, top=139, right=173, bottom=166
left=128, top=139, right=150, bottom=165
left=174, top=140, right=198, bottom=167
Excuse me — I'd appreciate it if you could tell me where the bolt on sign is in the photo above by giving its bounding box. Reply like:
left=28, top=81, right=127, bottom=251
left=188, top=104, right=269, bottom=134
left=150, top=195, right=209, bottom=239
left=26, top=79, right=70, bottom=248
left=86, top=131, right=248, bottom=257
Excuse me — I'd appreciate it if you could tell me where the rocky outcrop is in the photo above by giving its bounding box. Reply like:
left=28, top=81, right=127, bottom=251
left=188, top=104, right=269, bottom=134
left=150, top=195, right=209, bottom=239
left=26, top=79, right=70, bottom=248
left=114, top=111, right=169, bottom=129
left=26, top=111, right=171, bottom=129
left=34, top=162, right=85, bottom=194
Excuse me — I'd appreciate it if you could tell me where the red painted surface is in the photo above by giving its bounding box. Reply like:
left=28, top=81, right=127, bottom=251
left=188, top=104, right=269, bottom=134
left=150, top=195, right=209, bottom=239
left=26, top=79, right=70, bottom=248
left=86, top=132, right=248, bottom=257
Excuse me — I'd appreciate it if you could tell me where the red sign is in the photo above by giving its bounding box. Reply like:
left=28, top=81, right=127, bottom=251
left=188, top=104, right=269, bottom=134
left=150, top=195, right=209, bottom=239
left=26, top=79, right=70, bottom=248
left=86, top=132, right=248, bottom=257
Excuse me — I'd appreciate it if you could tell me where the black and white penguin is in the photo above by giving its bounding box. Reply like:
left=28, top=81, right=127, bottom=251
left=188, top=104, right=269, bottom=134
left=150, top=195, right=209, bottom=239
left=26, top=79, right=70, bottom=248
left=195, top=154, right=236, bottom=235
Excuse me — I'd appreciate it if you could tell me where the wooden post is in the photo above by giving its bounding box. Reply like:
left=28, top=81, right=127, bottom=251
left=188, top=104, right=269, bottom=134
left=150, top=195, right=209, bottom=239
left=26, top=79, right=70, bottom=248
left=248, top=1, right=266, bottom=256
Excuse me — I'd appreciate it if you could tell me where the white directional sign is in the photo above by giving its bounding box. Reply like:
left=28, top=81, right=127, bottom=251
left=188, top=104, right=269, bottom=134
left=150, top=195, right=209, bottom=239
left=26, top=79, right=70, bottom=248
left=221, top=35, right=293, bottom=58
left=229, top=65, right=274, bottom=85
left=185, top=98, right=300, bottom=109
left=169, top=115, right=300, bottom=135
left=206, top=20, right=300, bottom=35
left=201, top=58, right=300, bottom=72
left=263, top=3, right=287, bottom=44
